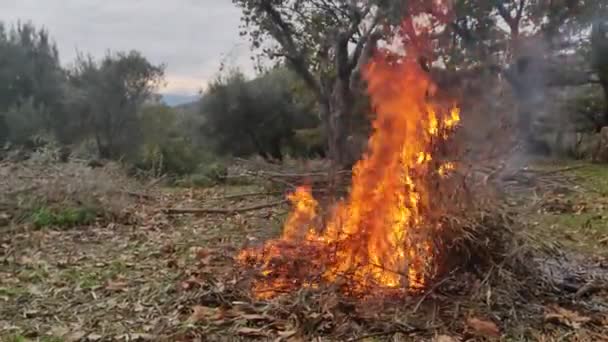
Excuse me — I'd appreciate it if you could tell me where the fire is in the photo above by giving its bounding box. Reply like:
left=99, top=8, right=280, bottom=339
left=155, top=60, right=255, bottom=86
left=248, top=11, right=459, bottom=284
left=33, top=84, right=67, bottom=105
left=238, top=1, right=461, bottom=299
left=238, top=58, right=460, bottom=298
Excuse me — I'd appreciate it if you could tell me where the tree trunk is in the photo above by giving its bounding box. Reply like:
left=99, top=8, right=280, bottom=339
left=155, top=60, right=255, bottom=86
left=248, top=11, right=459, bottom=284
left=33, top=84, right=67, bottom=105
left=328, top=77, right=353, bottom=168
left=601, top=80, right=608, bottom=128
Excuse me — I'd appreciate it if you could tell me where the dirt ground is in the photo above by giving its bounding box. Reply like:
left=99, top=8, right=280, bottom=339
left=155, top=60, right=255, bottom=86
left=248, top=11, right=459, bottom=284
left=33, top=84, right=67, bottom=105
left=1, top=160, right=608, bottom=341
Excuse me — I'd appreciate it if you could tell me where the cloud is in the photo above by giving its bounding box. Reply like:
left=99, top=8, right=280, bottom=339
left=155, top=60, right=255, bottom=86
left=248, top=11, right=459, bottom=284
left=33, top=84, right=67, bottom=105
left=0, top=0, right=255, bottom=95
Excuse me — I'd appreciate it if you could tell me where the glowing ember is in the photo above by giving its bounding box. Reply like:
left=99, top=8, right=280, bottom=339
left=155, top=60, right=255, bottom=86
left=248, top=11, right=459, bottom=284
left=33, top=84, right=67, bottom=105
left=238, top=1, right=461, bottom=299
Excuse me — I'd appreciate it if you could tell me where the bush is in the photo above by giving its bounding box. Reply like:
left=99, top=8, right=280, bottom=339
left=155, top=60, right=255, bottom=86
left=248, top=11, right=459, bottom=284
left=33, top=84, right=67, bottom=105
left=135, top=104, right=207, bottom=176
left=288, top=127, right=326, bottom=158
left=137, top=138, right=202, bottom=177
left=3, top=98, right=49, bottom=145
left=175, top=161, right=229, bottom=187
left=200, top=68, right=318, bottom=160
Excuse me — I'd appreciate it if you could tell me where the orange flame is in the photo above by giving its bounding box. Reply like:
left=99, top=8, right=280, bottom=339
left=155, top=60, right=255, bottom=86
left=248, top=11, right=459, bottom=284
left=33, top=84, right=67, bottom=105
left=238, top=0, right=460, bottom=299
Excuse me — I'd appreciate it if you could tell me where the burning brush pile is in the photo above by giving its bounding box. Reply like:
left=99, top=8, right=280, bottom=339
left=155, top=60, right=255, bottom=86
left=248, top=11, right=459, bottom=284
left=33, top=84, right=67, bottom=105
left=237, top=55, right=523, bottom=301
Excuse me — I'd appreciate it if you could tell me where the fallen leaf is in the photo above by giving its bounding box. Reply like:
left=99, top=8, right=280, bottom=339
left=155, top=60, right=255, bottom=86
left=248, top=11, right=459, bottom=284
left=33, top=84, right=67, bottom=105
left=277, top=329, right=298, bottom=339
left=117, top=333, right=156, bottom=341
left=235, top=327, right=266, bottom=336
left=241, top=314, right=268, bottom=321
left=105, top=280, right=128, bottom=291
left=188, top=305, right=218, bottom=323
left=544, top=305, right=591, bottom=329
left=66, top=330, right=87, bottom=342
left=50, top=325, right=69, bottom=337
left=161, top=242, right=175, bottom=254
left=87, top=333, right=102, bottom=341
left=435, top=335, right=459, bottom=342
left=467, top=317, right=500, bottom=337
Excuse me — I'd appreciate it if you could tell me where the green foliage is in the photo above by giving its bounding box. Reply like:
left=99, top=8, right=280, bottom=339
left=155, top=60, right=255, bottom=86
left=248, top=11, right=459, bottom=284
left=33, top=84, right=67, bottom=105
left=201, top=67, right=318, bottom=160
left=565, top=87, right=605, bottom=130
left=67, top=51, right=165, bottom=159
left=289, top=127, right=326, bottom=158
left=3, top=98, right=49, bottom=144
left=4, top=334, right=27, bottom=342
left=177, top=162, right=228, bottom=188
left=31, top=206, right=97, bottom=229
left=0, top=22, right=65, bottom=144
left=136, top=104, right=204, bottom=176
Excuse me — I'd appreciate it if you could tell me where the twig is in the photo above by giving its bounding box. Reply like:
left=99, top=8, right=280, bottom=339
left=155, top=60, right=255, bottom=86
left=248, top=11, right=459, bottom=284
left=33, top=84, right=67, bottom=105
left=145, top=174, right=167, bottom=188
left=413, top=271, right=457, bottom=313
left=527, top=165, right=585, bottom=175
left=122, top=191, right=154, bottom=200
left=574, top=280, right=604, bottom=298
left=163, top=200, right=287, bottom=215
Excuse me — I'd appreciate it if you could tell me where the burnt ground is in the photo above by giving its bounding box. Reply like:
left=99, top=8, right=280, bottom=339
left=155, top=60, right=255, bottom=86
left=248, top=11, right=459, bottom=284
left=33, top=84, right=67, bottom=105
left=1, top=159, right=608, bottom=341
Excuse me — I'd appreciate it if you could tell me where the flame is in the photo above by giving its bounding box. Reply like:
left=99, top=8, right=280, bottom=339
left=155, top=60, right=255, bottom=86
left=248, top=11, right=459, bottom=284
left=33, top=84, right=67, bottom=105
left=238, top=0, right=460, bottom=299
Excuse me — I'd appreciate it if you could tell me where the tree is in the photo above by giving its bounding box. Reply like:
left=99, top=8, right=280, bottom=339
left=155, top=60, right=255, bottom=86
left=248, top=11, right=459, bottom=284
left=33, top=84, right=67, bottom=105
left=592, top=18, right=608, bottom=126
left=67, top=51, right=164, bottom=159
left=233, top=0, right=399, bottom=167
left=201, top=67, right=314, bottom=160
left=234, top=0, right=596, bottom=164
left=138, top=104, right=201, bottom=175
left=0, top=21, right=65, bottom=142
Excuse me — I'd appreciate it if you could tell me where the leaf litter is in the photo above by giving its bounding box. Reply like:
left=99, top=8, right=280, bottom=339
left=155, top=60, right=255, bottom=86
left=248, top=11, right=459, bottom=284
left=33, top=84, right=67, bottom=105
left=1, top=160, right=608, bottom=341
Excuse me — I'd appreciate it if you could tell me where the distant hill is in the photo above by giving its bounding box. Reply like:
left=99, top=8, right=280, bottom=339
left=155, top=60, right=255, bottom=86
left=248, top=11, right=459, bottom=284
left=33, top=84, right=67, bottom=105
left=174, top=99, right=201, bottom=114
left=160, top=93, right=200, bottom=107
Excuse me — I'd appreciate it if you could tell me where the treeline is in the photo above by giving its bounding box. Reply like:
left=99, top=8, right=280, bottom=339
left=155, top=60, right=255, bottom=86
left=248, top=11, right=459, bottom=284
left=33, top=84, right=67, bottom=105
left=0, top=21, right=324, bottom=177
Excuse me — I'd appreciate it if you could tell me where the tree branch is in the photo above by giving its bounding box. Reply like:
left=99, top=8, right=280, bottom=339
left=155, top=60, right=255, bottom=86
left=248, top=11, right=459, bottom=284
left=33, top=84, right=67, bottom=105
left=259, top=0, right=324, bottom=101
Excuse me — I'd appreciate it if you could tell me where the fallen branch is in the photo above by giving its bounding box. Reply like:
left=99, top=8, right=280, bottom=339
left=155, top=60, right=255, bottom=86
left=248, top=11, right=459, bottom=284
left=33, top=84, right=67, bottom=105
left=163, top=200, right=288, bottom=215
left=208, top=191, right=284, bottom=201
left=526, top=165, right=586, bottom=175
left=145, top=174, right=167, bottom=188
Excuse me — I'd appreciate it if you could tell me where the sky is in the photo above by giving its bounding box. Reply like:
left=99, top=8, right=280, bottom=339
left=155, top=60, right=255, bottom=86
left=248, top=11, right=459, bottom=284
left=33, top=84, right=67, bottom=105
left=0, top=0, right=255, bottom=96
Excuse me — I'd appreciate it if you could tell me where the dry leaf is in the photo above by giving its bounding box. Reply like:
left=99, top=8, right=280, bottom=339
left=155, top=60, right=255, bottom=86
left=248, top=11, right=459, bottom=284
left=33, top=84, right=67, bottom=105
left=277, top=329, right=298, bottom=339
left=544, top=305, right=591, bottom=329
left=66, top=331, right=87, bottom=342
left=241, top=314, right=268, bottom=321
left=236, top=327, right=266, bottom=336
left=117, top=333, right=156, bottom=341
left=188, top=305, right=218, bottom=323
left=467, top=317, right=500, bottom=337
left=87, top=333, right=102, bottom=341
left=435, top=335, right=459, bottom=342
left=105, top=280, right=128, bottom=291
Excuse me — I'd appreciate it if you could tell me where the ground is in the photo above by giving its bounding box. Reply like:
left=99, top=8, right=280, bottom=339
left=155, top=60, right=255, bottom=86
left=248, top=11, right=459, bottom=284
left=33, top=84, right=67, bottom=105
left=1, top=159, right=608, bottom=341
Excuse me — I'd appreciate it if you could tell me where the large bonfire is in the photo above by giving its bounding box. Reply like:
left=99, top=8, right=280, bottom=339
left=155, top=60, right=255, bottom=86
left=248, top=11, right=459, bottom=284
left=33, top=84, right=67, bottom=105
left=239, top=1, right=476, bottom=299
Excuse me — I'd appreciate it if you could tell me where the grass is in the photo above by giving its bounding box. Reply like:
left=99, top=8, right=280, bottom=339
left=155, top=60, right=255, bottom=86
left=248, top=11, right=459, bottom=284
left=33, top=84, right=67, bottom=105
left=31, top=206, right=97, bottom=229
left=570, top=163, right=608, bottom=195
left=527, top=161, right=608, bottom=256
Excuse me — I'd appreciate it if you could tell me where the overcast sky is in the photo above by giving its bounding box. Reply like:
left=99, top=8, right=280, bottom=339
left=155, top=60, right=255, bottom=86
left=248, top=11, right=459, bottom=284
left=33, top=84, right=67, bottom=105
left=0, top=0, right=254, bottom=95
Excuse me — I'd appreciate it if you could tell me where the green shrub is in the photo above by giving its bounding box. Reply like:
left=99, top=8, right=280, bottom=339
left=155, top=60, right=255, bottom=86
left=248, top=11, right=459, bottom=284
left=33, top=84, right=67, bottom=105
left=31, top=206, right=97, bottom=228
left=288, top=127, right=326, bottom=158
left=176, top=161, right=229, bottom=188
left=137, top=139, right=205, bottom=176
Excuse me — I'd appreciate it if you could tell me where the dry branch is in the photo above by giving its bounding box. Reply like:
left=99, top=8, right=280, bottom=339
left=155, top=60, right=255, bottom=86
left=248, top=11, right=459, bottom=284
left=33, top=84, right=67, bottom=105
left=163, top=200, right=288, bottom=215
left=208, top=191, right=284, bottom=201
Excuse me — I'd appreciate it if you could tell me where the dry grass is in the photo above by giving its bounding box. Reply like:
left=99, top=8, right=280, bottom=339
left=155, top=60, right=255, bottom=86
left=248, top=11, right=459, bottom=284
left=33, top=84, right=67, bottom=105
left=0, top=159, right=138, bottom=224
